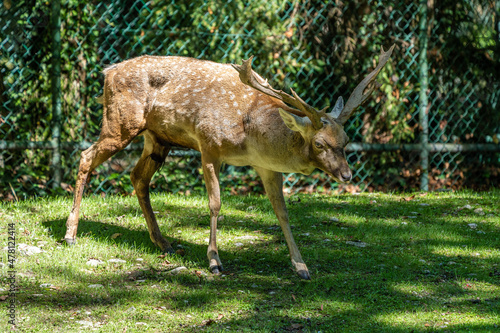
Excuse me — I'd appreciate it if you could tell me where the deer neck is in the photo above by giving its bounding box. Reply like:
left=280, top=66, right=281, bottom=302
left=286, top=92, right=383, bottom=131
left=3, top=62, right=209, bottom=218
left=245, top=120, right=315, bottom=175
left=286, top=131, right=316, bottom=175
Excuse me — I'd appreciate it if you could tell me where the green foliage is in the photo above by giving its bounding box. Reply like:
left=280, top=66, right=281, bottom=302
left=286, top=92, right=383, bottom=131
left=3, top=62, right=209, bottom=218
left=0, top=0, right=499, bottom=200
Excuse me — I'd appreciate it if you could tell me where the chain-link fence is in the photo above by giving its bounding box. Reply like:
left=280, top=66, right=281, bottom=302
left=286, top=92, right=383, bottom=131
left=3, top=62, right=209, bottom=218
left=1, top=0, right=499, bottom=200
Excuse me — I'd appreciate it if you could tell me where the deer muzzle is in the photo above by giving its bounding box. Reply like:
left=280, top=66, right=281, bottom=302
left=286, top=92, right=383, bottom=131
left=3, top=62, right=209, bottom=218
left=339, top=170, right=352, bottom=183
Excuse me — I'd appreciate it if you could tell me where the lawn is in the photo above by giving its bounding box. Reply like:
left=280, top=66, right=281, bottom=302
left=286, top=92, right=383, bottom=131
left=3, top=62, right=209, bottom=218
left=1, top=190, right=499, bottom=332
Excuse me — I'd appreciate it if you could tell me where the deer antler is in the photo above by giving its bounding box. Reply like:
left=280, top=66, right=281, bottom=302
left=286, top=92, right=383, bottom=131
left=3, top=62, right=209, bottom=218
left=335, top=44, right=395, bottom=125
left=232, top=57, right=326, bottom=130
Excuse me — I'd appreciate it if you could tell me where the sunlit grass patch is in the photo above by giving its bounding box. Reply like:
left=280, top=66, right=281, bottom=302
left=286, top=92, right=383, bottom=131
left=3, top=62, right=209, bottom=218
left=0, top=190, right=499, bottom=332
left=376, top=309, right=499, bottom=332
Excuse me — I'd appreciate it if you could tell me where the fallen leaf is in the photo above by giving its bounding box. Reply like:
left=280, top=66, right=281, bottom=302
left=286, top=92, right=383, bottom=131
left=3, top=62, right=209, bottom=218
left=402, top=195, right=416, bottom=202
left=292, top=294, right=296, bottom=302
left=175, top=249, right=185, bottom=256
left=0, top=295, right=8, bottom=301
left=217, top=313, right=224, bottom=320
left=111, top=233, right=122, bottom=239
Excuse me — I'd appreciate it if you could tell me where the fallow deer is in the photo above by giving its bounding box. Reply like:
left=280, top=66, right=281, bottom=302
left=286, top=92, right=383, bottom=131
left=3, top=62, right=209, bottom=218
left=65, top=45, right=394, bottom=279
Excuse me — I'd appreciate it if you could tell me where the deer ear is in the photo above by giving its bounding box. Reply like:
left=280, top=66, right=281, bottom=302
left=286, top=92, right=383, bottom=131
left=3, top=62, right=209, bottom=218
left=278, top=108, right=308, bottom=134
left=329, top=96, right=344, bottom=119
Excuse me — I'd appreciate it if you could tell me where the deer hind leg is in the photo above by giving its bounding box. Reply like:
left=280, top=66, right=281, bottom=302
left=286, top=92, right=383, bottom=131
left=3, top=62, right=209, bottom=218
left=201, top=154, right=223, bottom=274
left=64, top=135, right=139, bottom=244
left=130, top=132, right=174, bottom=254
left=65, top=92, right=146, bottom=244
left=254, top=167, right=311, bottom=280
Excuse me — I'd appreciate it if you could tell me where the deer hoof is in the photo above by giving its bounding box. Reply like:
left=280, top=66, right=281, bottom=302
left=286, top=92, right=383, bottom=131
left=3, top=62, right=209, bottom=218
left=64, top=238, right=76, bottom=246
left=209, top=265, right=223, bottom=275
left=297, top=269, right=311, bottom=280
left=164, top=247, right=175, bottom=255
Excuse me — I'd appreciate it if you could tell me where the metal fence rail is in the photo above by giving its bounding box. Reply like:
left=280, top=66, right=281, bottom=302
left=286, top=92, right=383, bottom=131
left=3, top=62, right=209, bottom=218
left=1, top=0, right=499, bottom=200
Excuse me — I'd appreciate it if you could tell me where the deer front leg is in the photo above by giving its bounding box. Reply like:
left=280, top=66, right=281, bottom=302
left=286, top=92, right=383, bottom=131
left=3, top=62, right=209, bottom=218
left=201, top=155, right=223, bottom=274
left=255, top=167, right=310, bottom=280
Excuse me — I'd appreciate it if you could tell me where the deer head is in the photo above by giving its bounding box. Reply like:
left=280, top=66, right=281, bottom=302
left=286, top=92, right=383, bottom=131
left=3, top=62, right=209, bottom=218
left=232, top=44, right=395, bottom=183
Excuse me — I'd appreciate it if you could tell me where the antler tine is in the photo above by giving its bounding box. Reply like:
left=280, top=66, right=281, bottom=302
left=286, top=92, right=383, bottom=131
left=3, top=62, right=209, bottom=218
left=336, top=44, right=395, bottom=125
left=232, top=57, right=324, bottom=129
left=289, top=88, right=325, bottom=129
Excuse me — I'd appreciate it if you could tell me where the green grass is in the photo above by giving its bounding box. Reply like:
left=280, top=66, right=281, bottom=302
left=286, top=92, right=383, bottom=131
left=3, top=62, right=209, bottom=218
left=1, top=190, right=499, bottom=332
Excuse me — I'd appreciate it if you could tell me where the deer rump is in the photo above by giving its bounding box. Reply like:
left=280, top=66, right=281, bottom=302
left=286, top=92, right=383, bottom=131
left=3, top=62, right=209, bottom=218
left=65, top=46, right=394, bottom=280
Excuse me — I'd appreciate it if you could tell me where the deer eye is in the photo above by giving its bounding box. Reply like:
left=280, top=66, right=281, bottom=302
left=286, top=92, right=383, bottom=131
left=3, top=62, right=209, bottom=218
left=314, top=141, right=324, bottom=149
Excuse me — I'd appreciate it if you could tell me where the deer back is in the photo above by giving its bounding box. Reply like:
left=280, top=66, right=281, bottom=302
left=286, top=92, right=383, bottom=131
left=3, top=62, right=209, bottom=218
left=102, top=55, right=303, bottom=168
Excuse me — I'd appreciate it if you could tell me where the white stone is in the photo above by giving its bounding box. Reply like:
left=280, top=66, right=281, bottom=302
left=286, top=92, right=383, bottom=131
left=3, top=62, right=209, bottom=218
left=167, top=266, right=187, bottom=274
left=18, top=244, right=43, bottom=256
left=474, top=208, right=485, bottom=215
left=86, top=259, right=105, bottom=267
left=346, top=241, right=368, bottom=247
left=88, top=284, right=104, bottom=288
left=107, top=259, right=126, bottom=264
left=235, top=235, right=258, bottom=240
left=76, top=320, right=93, bottom=327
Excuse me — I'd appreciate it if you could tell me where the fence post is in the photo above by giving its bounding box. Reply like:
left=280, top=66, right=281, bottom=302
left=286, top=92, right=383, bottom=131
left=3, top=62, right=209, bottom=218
left=418, top=0, right=429, bottom=191
left=50, top=0, right=62, bottom=189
